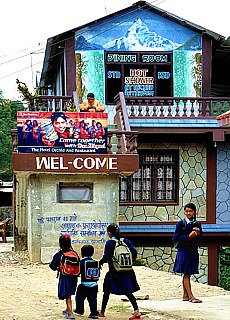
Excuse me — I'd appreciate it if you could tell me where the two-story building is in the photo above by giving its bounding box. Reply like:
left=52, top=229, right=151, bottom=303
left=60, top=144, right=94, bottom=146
left=12, top=1, right=230, bottom=286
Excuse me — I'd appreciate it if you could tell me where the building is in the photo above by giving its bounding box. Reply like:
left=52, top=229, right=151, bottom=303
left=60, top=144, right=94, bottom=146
left=12, top=1, right=230, bottom=285
left=0, top=181, right=13, bottom=240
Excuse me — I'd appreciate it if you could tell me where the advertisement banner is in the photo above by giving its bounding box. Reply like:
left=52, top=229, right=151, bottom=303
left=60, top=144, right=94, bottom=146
left=17, top=111, right=108, bottom=154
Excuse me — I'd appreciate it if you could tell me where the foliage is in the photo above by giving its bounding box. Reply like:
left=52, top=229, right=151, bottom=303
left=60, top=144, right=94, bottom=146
left=210, top=101, right=229, bottom=116
left=133, top=257, right=148, bottom=267
left=109, top=305, right=130, bottom=313
left=220, top=265, right=230, bottom=291
left=16, top=79, right=39, bottom=109
left=66, top=100, right=78, bottom=112
left=219, top=246, right=230, bottom=291
left=0, top=95, right=25, bottom=181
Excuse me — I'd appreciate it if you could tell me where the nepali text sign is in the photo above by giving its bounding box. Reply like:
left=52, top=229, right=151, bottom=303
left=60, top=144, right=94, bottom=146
left=37, top=215, right=108, bottom=245
left=17, top=111, right=108, bottom=154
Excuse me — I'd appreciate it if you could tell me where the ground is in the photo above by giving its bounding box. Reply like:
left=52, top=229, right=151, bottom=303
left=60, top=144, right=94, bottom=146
left=0, top=242, right=230, bottom=320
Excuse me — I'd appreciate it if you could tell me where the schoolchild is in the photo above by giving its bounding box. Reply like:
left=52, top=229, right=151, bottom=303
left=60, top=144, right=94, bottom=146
left=173, top=202, right=203, bottom=303
left=49, top=234, right=78, bottom=319
left=74, top=245, right=99, bottom=319
left=98, top=223, right=141, bottom=319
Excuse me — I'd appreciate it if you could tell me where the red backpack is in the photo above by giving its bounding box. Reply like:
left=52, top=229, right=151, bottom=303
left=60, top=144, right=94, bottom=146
left=59, top=251, right=80, bottom=276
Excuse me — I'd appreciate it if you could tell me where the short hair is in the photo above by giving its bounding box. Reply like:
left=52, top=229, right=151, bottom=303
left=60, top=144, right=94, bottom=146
left=81, top=244, right=94, bottom=257
left=51, top=112, right=67, bottom=123
left=87, top=93, right=95, bottom=99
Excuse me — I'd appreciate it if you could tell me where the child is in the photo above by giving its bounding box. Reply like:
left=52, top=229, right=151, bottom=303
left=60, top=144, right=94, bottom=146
left=98, top=223, right=141, bottom=319
left=49, top=234, right=78, bottom=319
left=173, top=203, right=202, bottom=303
left=74, top=244, right=99, bottom=319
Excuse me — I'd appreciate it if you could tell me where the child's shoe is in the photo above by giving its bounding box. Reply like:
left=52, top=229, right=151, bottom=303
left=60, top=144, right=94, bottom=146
left=129, top=309, right=142, bottom=319
left=64, top=315, right=75, bottom=319
left=134, top=309, right=141, bottom=318
left=98, top=310, right=105, bottom=317
left=73, top=309, right=84, bottom=316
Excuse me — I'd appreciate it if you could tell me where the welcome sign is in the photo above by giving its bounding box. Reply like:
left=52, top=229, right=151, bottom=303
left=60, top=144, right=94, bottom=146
left=17, top=111, right=108, bottom=154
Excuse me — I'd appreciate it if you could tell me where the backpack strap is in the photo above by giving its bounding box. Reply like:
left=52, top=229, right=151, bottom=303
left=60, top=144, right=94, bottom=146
left=57, top=250, right=64, bottom=278
left=182, top=218, right=187, bottom=228
left=113, top=237, right=125, bottom=244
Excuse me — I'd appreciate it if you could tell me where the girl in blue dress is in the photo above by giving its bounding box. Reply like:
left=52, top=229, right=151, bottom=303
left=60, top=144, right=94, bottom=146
left=98, top=223, right=141, bottom=318
left=50, top=234, right=78, bottom=319
left=173, top=203, right=202, bottom=303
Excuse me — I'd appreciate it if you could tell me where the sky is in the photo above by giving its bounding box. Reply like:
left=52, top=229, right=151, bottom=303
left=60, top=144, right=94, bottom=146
left=0, top=0, right=229, bottom=101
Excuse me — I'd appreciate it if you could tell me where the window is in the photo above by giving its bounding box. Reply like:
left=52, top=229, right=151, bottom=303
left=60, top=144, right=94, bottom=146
left=58, top=183, right=93, bottom=203
left=105, top=51, right=172, bottom=104
left=120, top=150, right=178, bottom=204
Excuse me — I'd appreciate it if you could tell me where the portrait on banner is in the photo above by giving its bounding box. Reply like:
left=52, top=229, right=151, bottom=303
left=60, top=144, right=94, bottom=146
left=17, top=111, right=108, bottom=154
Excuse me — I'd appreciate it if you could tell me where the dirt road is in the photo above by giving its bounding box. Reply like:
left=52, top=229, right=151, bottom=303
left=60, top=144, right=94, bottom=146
left=0, top=242, right=229, bottom=320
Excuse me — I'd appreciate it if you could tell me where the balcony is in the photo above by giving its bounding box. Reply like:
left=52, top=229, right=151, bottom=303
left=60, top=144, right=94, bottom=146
left=27, top=92, right=230, bottom=118
left=15, top=92, right=230, bottom=145
left=28, top=94, right=76, bottom=112
left=114, top=92, right=230, bottom=141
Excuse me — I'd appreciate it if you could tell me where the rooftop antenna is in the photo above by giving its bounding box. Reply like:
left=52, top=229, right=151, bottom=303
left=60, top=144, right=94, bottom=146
left=104, top=0, right=108, bottom=15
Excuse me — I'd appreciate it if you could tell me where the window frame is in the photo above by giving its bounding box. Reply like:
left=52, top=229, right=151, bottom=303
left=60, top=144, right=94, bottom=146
left=119, top=150, right=179, bottom=205
left=58, top=182, right=93, bottom=203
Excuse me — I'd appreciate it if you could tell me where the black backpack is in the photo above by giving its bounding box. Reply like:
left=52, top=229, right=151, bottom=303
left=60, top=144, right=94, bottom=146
left=85, top=259, right=100, bottom=281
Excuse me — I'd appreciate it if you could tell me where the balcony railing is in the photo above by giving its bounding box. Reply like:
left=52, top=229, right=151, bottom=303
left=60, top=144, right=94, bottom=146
left=18, top=91, right=230, bottom=152
left=114, top=92, right=230, bottom=130
left=29, top=92, right=79, bottom=112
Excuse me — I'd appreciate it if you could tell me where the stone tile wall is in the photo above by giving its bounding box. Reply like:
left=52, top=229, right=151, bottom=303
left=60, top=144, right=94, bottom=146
left=216, top=143, right=230, bottom=224
left=136, top=246, right=208, bottom=284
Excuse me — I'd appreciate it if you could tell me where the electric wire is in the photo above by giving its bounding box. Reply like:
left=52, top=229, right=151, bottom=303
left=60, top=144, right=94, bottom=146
left=0, top=0, right=165, bottom=81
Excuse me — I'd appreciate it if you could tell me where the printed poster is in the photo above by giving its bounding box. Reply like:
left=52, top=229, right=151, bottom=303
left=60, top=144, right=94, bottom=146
left=17, top=111, right=108, bottom=154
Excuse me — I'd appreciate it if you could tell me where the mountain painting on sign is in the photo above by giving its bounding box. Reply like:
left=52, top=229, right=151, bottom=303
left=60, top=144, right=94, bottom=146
left=75, top=9, right=201, bottom=51
left=75, top=7, right=202, bottom=103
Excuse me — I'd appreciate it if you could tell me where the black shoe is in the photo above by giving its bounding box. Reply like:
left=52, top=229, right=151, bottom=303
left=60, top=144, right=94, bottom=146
left=88, top=316, right=98, bottom=319
left=73, top=309, right=84, bottom=316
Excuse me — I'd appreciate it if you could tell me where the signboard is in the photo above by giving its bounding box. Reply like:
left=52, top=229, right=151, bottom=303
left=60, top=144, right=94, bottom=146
left=123, top=66, right=155, bottom=97
left=106, top=53, right=171, bottom=64
left=13, top=154, right=139, bottom=174
left=105, top=51, right=172, bottom=103
left=17, top=111, right=108, bottom=154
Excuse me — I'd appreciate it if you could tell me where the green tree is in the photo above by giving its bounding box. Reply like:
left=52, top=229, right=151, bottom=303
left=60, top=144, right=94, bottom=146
left=0, top=90, right=25, bottom=181
left=16, top=79, right=39, bottom=109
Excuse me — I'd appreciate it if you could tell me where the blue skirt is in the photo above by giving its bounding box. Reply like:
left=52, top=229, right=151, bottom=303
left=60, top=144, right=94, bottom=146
left=58, top=274, right=78, bottom=299
left=173, top=251, right=199, bottom=275
left=103, top=269, right=140, bottom=295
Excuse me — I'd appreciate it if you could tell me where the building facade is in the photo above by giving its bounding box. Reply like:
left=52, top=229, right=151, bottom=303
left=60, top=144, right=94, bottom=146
left=12, top=1, right=230, bottom=285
